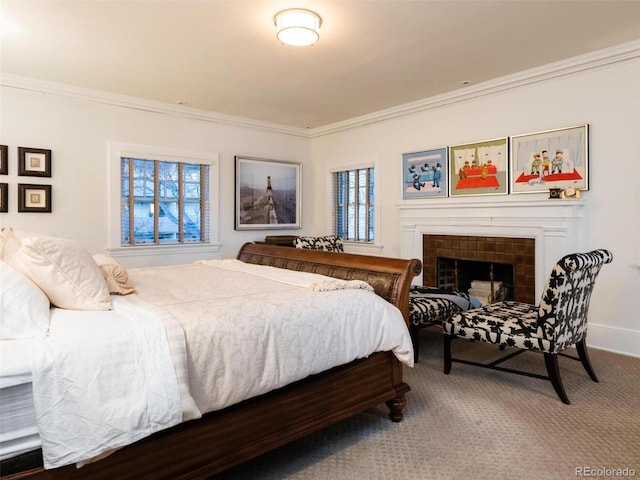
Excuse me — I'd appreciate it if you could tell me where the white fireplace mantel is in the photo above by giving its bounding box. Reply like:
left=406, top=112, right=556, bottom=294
left=398, top=195, right=587, bottom=299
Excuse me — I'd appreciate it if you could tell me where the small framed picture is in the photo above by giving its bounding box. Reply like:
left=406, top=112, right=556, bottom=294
left=0, top=183, right=7, bottom=212
left=18, top=184, right=52, bottom=213
left=0, top=145, right=8, bottom=175
left=18, top=147, right=52, bottom=177
left=402, top=147, right=448, bottom=199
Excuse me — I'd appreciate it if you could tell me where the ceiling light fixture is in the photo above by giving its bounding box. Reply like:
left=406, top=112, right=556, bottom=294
left=274, top=8, right=322, bottom=47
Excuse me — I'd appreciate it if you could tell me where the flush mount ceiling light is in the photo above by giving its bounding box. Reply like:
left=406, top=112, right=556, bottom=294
left=274, top=8, right=322, bottom=46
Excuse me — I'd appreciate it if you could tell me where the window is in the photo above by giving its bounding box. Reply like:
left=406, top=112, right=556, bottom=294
left=332, top=167, right=374, bottom=243
left=108, top=142, right=219, bottom=257
left=121, top=157, right=209, bottom=245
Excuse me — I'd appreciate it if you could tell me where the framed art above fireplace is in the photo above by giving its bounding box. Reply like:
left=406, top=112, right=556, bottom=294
left=402, top=147, right=448, bottom=199
left=510, top=124, right=589, bottom=194
left=449, top=137, right=508, bottom=197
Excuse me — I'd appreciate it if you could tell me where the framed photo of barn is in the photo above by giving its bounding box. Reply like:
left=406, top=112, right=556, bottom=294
left=449, top=137, right=509, bottom=197
left=510, top=124, right=589, bottom=194
left=234, top=156, right=301, bottom=230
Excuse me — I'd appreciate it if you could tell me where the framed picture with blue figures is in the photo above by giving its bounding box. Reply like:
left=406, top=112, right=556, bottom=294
left=402, top=147, right=448, bottom=199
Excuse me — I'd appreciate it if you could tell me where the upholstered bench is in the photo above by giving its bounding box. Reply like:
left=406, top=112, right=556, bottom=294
left=409, top=286, right=478, bottom=363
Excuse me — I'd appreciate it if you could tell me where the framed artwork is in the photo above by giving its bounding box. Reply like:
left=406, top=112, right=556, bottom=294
left=0, top=183, right=7, bottom=212
left=234, top=156, right=301, bottom=230
left=18, top=147, right=51, bottom=177
left=449, top=137, right=508, bottom=197
left=0, top=145, right=7, bottom=175
left=510, top=124, right=589, bottom=194
left=402, top=147, right=448, bottom=199
left=18, top=183, right=52, bottom=213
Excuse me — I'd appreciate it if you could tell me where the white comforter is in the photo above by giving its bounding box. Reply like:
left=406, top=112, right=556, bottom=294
left=31, top=296, right=198, bottom=469
left=31, top=259, right=413, bottom=469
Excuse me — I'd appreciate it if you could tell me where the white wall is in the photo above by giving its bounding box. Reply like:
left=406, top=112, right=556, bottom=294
left=0, top=82, right=311, bottom=263
left=310, top=54, right=640, bottom=357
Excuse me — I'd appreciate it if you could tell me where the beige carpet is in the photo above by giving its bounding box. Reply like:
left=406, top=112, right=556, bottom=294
left=213, top=328, right=640, bottom=480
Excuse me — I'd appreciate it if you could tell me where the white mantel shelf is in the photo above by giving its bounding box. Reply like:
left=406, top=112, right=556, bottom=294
left=398, top=194, right=587, bottom=299
left=397, top=194, right=586, bottom=218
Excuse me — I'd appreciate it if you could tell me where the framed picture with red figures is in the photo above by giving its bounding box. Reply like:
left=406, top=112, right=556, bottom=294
left=510, top=124, right=589, bottom=194
left=449, top=137, right=508, bottom=197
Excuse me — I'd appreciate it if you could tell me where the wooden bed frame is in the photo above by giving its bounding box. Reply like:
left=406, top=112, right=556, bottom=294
left=3, top=243, right=421, bottom=480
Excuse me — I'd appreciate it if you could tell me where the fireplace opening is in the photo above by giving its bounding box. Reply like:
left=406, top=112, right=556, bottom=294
left=437, top=257, right=514, bottom=303
left=423, top=234, right=536, bottom=304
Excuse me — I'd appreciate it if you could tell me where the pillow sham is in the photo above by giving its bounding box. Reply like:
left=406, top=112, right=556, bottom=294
left=93, top=254, right=135, bottom=295
left=0, top=227, right=41, bottom=262
left=0, top=260, right=50, bottom=339
left=11, top=235, right=113, bottom=311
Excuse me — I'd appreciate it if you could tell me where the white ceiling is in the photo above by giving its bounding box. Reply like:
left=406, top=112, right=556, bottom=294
left=1, top=1, right=639, bottom=129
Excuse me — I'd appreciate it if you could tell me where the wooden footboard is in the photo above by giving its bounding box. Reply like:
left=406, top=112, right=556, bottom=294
left=237, top=242, right=422, bottom=324
left=3, top=245, right=421, bottom=480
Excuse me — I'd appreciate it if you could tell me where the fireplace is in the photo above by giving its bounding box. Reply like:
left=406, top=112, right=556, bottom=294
left=399, top=196, right=586, bottom=300
left=424, top=234, right=535, bottom=303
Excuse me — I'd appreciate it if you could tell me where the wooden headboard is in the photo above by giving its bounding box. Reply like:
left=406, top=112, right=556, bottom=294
left=237, top=242, right=422, bottom=324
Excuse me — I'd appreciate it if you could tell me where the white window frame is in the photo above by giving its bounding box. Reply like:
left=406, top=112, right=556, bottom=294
left=107, top=141, right=220, bottom=260
left=327, top=155, right=382, bottom=254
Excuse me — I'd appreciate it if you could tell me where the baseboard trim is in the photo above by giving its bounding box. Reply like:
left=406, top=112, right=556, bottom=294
left=587, top=323, right=640, bottom=358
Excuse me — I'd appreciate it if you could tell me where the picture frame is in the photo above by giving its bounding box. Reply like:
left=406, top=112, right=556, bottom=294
left=402, top=147, right=448, bottom=199
left=234, top=156, right=301, bottom=230
left=18, top=183, right=52, bottom=213
left=449, top=137, right=509, bottom=197
left=0, top=145, right=7, bottom=175
left=18, top=147, right=52, bottom=177
left=0, top=183, right=7, bottom=213
left=510, top=124, right=589, bottom=194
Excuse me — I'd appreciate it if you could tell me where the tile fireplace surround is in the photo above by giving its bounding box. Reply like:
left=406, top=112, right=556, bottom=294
left=424, top=234, right=536, bottom=304
left=399, top=196, right=586, bottom=301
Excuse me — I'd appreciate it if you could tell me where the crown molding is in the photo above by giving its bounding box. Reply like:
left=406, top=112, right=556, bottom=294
left=309, top=40, right=640, bottom=137
left=0, top=73, right=311, bottom=138
left=2, top=40, right=638, bottom=139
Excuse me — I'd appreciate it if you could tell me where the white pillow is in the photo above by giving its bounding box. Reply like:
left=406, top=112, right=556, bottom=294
left=0, top=261, right=50, bottom=339
left=12, top=236, right=113, bottom=311
left=93, top=254, right=135, bottom=295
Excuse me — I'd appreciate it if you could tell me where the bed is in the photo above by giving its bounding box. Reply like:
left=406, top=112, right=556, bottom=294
left=0, top=238, right=421, bottom=480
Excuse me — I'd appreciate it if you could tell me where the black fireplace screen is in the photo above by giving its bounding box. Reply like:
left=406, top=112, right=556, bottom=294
left=437, top=257, right=513, bottom=303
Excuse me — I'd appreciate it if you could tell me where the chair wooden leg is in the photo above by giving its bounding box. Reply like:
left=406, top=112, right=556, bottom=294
left=443, top=334, right=453, bottom=374
left=576, top=339, right=599, bottom=382
left=410, top=325, right=420, bottom=364
left=544, top=353, right=570, bottom=404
